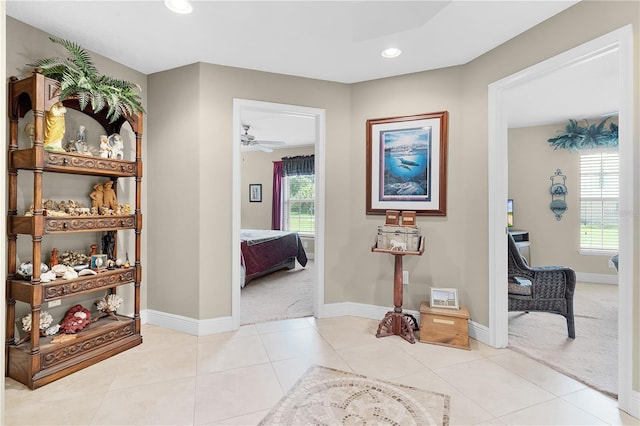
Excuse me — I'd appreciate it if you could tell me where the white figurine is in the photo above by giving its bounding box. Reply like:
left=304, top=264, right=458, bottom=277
left=390, top=240, right=407, bottom=251
left=99, top=135, right=111, bottom=158
left=108, top=133, right=124, bottom=160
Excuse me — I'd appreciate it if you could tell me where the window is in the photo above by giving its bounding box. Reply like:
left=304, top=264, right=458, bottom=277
left=580, top=152, right=619, bottom=251
left=283, top=174, right=315, bottom=235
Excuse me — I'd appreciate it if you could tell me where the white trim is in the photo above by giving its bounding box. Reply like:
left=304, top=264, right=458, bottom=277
left=232, top=99, right=326, bottom=330
left=575, top=272, right=618, bottom=285
left=488, top=26, right=635, bottom=412
left=630, top=390, right=640, bottom=419
left=145, top=309, right=233, bottom=336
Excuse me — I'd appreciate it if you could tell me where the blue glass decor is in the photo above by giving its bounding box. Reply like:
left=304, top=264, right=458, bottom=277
left=550, top=169, right=567, bottom=221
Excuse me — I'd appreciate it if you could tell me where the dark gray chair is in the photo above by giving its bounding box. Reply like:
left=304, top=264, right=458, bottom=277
left=508, top=233, right=576, bottom=338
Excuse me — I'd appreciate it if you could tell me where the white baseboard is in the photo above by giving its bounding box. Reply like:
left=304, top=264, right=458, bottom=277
left=576, top=272, right=618, bottom=285
left=145, top=303, right=494, bottom=346
left=144, top=309, right=232, bottom=336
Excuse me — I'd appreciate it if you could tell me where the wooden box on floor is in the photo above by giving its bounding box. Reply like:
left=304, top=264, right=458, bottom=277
left=419, top=302, right=470, bottom=350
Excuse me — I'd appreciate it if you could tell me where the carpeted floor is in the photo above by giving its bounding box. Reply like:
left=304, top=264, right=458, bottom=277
left=259, top=365, right=450, bottom=426
left=508, top=282, right=618, bottom=398
left=241, top=260, right=314, bottom=325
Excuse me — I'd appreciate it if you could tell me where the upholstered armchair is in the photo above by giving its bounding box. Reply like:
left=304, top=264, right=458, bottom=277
left=507, top=233, right=576, bottom=338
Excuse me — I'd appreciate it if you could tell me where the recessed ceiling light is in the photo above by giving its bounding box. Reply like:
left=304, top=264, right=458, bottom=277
left=165, top=0, right=193, bottom=14
left=381, top=48, right=402, bottom=59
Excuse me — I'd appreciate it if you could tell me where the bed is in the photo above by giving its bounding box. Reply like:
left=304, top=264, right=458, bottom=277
left=241, top=229, right=308, bottom=287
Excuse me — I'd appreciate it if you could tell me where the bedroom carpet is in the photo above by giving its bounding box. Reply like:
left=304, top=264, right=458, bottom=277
left=508, top=282, right=618, bottom=398
left=259, top=365, right=450, bottom=426
left=241, top=260, right=314, bottom=325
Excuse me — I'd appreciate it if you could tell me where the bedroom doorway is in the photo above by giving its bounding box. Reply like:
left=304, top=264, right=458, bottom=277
left=488, top=26, right=634, bottom=412
left=231, top=99, right=326, bottom=329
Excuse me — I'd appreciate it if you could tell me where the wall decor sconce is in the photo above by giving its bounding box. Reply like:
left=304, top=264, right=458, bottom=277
left=549, top=169, right=568, bottom=221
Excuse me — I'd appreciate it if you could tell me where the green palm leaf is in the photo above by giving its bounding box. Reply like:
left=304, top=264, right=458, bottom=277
left=27, top=37, right=144, bottom=122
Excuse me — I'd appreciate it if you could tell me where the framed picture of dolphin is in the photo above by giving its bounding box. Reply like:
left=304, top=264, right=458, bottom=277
left=366, top=111, right=448, bottom=216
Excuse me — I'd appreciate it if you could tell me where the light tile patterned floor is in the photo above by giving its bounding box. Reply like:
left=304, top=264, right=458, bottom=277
left=3, top=316, right=638, bottom=425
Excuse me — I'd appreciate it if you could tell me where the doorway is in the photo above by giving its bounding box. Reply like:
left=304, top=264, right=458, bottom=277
left=488, top=26, right=634, bottom=412
left=231, top=99, right=326, bottom=329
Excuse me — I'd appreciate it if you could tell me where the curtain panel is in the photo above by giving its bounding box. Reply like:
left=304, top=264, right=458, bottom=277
left=271, top=161, right=283, bottom=230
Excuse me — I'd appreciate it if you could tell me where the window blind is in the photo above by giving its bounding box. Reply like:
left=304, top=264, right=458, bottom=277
left=579, top=152, right=619, bottom=251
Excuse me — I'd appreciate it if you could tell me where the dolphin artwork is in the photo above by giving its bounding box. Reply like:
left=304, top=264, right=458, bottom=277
left=399, top=164, right=412, bottom=171
left=398, top=157, right=419, bottom=167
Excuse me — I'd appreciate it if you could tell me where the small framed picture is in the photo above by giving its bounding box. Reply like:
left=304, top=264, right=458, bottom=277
left=91, top=254, right=108, bottom=271
left=430, top=287, right=459, bottom=309
left=249, top=184, right=262, bottom=202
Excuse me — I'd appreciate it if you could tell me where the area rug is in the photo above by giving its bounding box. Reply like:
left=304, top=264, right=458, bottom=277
left=259, top=365, right=450, bottom=426
left=241, top=260, right=313, bottom=325
left=508, top=282, right=617, bottom=397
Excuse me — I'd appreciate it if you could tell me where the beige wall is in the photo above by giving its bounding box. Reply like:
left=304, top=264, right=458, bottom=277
left=241, top=146, right=314, bottom=230
left=351, top=66, right=467, bottom=312
left=147, top=63, right=352, bottom=318
left=508, top=123, right=617, bottom=275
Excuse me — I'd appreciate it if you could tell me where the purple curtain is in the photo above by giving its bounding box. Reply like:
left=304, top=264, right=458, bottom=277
left=271, top=161, right=283, bottom=230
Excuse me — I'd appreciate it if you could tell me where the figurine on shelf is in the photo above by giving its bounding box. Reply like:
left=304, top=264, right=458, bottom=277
left=102, top=181, right=118, bottom=210
left=49, top=248, right=59, bottom=267
left=76, top=125, right=86, bottom=143
left=99, top=134, right=111, bottom=158
left=90, top=244, right=98, bottom=256
left=108, top=133, right=124, bottom=160
left=89, top=183, right=104, bottom=211
left=43, top=101, right=67, bottom=152
left=102, top=231, right=115, bottom=260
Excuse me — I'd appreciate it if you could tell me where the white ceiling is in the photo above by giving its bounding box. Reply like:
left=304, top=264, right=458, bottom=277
left=7, top=0, right=618, bottom=148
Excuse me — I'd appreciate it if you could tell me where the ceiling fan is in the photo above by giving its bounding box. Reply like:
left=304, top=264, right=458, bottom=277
left=240, top=124, right=286, bottom=153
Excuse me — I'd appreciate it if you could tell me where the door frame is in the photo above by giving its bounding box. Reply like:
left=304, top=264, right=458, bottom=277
left=488, top=25, right=635, bottom=412
left=231, top=99, right=326, bottom=329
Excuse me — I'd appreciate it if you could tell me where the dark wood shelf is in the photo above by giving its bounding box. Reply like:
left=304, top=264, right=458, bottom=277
left=9, top=214, right=138, bottom=235
left=9, top=267, right=138, bottom=304
left=10, top=148, right=139, bottom=177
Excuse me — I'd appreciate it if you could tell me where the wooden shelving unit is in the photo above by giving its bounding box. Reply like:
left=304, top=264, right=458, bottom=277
left=5, top=71, right=143, bottom=389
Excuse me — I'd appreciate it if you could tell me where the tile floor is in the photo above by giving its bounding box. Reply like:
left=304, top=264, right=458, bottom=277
left=4, top=315, right=639, bottom=425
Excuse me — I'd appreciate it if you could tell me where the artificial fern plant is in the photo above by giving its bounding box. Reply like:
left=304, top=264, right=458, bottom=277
left=28, top=37, right=145, bottom=123
left=547, top=118, right=618, bottom=151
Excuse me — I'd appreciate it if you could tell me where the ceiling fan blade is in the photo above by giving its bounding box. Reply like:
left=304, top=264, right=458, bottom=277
left=255, top=144, right=273, bottom=153
left=254, top=140, right=286, bottom=145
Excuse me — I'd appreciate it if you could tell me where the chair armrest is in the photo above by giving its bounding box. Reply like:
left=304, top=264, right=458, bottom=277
left=529, top=266, right=576, bottom=299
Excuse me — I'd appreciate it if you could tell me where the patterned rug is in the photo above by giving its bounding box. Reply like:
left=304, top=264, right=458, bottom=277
left=259, top=365, right=450, bottom=426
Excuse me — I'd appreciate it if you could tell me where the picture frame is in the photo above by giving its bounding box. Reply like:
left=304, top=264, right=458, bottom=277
left=90, top=254, right=108, bottom=271
left=249, top=184, right=262, bottom=203
left=366, top=112, right=448, bottom=216
left=430, top=287, right=459, bottom=309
